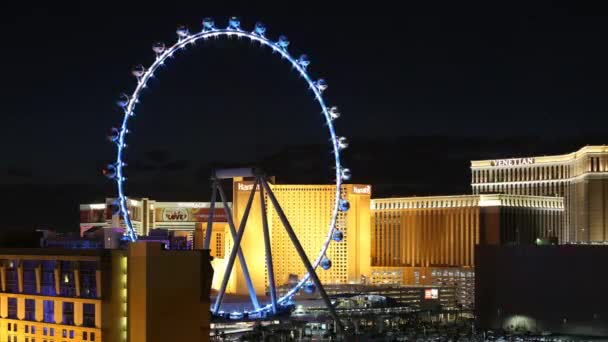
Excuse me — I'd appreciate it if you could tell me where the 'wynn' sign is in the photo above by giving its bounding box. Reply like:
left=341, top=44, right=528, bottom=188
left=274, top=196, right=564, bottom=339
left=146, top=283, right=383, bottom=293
left=490, top=158, right=535, bottom=167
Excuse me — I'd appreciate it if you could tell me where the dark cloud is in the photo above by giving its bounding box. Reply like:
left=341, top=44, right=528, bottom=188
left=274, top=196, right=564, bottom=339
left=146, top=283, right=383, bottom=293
left=161, top=159, right=193, bottom=172
left=4, top=166, right=33, bottom=179
left=145, top=149, right=172, bottom=165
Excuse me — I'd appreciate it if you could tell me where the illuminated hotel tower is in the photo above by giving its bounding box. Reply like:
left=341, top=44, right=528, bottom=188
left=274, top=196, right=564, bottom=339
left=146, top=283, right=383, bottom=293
left=370, top=194, right=563, bottom=281
left=471, top=145, right=608, bottom=243
left=0, top=242, right=213, bottom=342
left=212, top=181, right=371, bottom=296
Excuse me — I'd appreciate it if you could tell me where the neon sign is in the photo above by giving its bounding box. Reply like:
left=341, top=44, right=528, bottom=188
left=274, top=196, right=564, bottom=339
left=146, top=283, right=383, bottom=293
left=353, top=185, right=371, bottom=195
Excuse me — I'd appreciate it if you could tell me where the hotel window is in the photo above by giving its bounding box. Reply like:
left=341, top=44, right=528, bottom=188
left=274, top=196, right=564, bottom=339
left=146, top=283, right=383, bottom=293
left=43, top=300, right=54, bottom=323
left=80, top=261, right=98, bottom=299
left=25, top=298, right=35, bottom=321
left=23, top=260, right=38, bottom=294
left=63, top=302, right=74, bottom=325
left=41, top=261, right=55, bottom=296
left=7, top=297, right=17, bottom=319
left=83, top=303, right=96, bottom=327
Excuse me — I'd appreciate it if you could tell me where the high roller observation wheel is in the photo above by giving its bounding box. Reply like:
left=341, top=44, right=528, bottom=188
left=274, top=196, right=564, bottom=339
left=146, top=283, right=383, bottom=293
left=105, top=17, right=352, bottom=314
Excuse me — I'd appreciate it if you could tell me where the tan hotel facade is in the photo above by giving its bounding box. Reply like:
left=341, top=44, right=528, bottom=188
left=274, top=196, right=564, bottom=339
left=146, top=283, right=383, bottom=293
left=471, top=145, right=608, bottom=243
left=205, top=181, right=372, bottom=295
left=370, top=194, right=563, bottom=281
left=0, top=242, right=213, bottom=342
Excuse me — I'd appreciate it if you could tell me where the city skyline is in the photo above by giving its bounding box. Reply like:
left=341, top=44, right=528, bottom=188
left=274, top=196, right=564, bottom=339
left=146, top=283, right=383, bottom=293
left=3, top=6, right=608, bottom=339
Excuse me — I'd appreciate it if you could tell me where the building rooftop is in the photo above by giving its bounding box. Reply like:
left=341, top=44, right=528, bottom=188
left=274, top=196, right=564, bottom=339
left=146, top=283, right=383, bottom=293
left=471, top=145, right=608, bottom=168
left=371, top=193, right=563, bottom=210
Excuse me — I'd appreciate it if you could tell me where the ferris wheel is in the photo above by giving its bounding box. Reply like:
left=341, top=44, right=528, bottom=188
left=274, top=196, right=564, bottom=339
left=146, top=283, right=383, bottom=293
left=104, top=17, right=351, bottom=325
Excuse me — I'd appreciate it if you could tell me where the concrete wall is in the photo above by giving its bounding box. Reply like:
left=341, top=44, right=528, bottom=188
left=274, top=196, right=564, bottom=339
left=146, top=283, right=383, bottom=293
left=127, top=242, right=211, bottom=342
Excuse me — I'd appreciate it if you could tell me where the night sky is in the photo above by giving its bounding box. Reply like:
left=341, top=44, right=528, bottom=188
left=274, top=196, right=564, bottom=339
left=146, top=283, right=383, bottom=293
left=2, top=3, right=608, bottom=231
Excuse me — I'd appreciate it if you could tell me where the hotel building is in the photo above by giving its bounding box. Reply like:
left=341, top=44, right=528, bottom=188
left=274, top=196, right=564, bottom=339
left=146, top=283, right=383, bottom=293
left=204, top=181, right=372, bottom=296
left=80, top=200, right=229, bottom=247
left=471, top=145, right=608, bottom=243
left=0, top=242, right=213, bottom=342
left=370, top=194, right=563, bottom=307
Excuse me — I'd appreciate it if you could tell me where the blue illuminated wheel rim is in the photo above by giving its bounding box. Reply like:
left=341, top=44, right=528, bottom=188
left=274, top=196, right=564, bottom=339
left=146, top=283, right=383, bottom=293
left=107, top=17, right=350, bottom=314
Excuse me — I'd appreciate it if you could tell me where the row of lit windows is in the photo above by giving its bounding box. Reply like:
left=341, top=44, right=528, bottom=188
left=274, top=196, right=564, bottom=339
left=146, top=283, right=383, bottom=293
left=372, top=211, right=479, bottom=268
left=473, top=163, right=572, bottom=184
left=5, top=322, right=96, bottom=341
left=373, top=199, right=479, bottom=210
left=475, top=182, right=568, bottom=200
left=1, top=298, right=96, bottom=328
left=1, top=260, right=99, bottom=299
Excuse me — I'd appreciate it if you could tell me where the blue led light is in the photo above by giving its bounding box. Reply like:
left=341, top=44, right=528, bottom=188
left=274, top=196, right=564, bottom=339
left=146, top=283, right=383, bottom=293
left=110, top=18, right=348, bottom=315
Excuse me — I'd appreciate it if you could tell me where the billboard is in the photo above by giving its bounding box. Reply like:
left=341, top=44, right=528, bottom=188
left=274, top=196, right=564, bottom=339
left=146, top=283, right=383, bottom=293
left=155, top=207, right=228, bottom=223
left=424, top=288, right=439, bottom=300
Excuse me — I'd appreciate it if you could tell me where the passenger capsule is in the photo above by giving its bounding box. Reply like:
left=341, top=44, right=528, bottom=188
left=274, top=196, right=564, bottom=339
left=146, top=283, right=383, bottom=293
left=176, top=25, right=190, bottom=38
left=202, top=17, right=215, bottom=31
left=228, top=17, right=241, bottom=30
left=332, top=229, right=344, bottom=242
left=297, top=54, right=310, bottom=68
left=277, top=35, right=290, bottom=49
left=337, top=137, right=348, bottom=149
left=152, top=42, right=166, bottom=55
left=131, top=64, right=146, bottom=78
left=341, top=168, right=352, bottom=181
left=338, top=199, right=350, bottom=212
left=107, top=127, right=120, bottom=142
left=320, top=257, right=332, bottom=270
left=329, top=106, right=340, bottom=119
left=304, top=282, right=316, bottom=294
left=254, top=22, right=266, bottom=36
left=102, top=164, right=117, bottom=179
left=116, top=94, right=130, bottom=108
left=316, top=79, right=328, bottom=92
left=110, top=201, right=121, bottom=216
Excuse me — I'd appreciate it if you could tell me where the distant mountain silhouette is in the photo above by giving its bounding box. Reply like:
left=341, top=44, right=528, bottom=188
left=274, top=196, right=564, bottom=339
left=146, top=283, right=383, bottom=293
left=2, top=134, right=605, bottom=232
